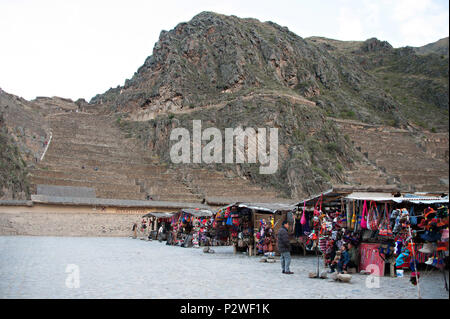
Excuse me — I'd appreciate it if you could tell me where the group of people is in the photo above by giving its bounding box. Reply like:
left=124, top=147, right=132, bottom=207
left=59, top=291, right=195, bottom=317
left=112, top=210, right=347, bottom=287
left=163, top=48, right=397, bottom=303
left=326, top=241, right=359, bottom=274
left=131, top=219, right=167, bottom=241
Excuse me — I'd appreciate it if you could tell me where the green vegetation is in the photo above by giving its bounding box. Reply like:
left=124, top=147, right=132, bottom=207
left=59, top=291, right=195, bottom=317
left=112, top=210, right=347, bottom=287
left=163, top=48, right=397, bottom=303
left=0, top=113, right=30, bottom=199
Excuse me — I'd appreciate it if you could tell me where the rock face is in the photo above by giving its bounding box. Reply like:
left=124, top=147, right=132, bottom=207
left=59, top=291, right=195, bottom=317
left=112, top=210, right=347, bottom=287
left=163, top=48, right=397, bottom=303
left=91, top=12, right=448, bottom=131
left=1, top=12, right=448, bottom=201
left=90, top=12, right=448, bottom=197
left=0, top=90, right=52, bottom=200
left=0, top=113, right=30, bottom=200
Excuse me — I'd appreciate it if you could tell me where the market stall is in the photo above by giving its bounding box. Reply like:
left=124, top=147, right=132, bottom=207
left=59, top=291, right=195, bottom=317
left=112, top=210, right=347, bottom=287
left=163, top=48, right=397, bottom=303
left=212, top=202, right=296, bottom=256
left=345, top=192, right=449, bottom=280
left=169, top=208, right=213, bottom=248
left=295, top=187, right=449, bottom=286
left=142, top=211, right=175, bottom=241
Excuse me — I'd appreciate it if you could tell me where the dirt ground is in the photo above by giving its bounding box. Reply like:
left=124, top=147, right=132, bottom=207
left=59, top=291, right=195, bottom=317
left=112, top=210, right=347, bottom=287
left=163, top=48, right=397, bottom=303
left=0, top=206, right=147, bottom=237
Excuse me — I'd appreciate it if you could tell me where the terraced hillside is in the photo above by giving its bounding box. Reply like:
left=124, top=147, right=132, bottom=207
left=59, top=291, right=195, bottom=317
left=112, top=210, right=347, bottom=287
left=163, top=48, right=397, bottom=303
left=334, top=118, right=449, bottom=193
left=29, top=111, right=287, bottom=203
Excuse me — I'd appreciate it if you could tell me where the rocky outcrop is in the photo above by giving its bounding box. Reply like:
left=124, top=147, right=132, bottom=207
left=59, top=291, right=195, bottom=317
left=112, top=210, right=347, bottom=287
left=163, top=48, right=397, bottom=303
left=88, top=11, right=448, bottom=198
left=0, top=90, right=53, bottom=200
left=0, top=113, right=30, bottom=199
left=91, top=12, right=409, bottom=128
left=1, top=12, right=448, bottom=201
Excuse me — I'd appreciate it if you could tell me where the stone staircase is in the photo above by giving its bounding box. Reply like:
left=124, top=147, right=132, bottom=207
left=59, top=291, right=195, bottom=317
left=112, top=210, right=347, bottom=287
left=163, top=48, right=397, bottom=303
left=29, top=111, right=287, bottom=203
left=333, top=118, right=449, bottom=193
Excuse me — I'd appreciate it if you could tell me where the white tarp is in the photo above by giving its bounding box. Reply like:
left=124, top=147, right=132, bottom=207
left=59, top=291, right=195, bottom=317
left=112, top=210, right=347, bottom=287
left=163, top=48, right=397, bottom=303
left=345, top=192, right=448, bottom=204
left=237, top=202, right=296, bottom=213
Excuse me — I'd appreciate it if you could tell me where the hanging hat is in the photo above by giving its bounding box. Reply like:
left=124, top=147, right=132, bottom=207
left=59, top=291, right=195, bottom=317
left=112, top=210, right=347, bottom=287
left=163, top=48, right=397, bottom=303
left=418, top=242, right=435, bottom=254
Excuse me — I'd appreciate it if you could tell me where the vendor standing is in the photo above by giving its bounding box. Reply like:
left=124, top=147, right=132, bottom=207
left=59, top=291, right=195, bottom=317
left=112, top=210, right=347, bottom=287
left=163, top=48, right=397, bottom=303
left=277, top=220, right=294, bottom=274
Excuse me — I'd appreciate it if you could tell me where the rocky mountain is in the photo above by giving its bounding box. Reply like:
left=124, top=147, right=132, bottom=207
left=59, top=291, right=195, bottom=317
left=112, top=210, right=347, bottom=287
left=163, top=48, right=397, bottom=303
left=1, top=11, right=448, bottom=200
left=92, top=13, right=448, bottom=131
left=89, top=12, right=448, bottom=197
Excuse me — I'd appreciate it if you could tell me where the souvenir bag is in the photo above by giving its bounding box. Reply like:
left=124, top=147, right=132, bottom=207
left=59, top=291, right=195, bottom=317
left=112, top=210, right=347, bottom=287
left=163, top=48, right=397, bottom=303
left=226, top=215, right=233, bottom=226
left=378, top=205, right=393, bottom=237
left=351, top=201, right=357, bottom=229
left=339, top=200, right=348, bottom=228
left=378, top=203, right=386, bottom=230
left=302, top=210, right=311, bottom=234
left=366, top=201, right=373, bottom=231
left=318, top=237, right=328, bottom=253
left=300, top=201, right=307, bottom=225
left=360, top=200, right=368, bottom=229
left=368, top=201, right=379, bottom=231
left=314, top=194, right=323, bottom=216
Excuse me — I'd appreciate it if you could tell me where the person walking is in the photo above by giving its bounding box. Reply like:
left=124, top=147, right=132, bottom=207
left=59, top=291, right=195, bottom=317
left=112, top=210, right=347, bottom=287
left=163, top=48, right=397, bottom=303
left=158, top=223, right=164, bottom=242
left=277, top=220, right=294, bottom=274
left=132, top=222, right=137, bottom=239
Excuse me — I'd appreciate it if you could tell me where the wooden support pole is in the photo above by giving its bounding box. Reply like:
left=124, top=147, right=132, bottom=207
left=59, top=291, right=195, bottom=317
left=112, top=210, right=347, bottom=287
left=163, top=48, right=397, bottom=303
left=407, top=223, right=421, bottom=299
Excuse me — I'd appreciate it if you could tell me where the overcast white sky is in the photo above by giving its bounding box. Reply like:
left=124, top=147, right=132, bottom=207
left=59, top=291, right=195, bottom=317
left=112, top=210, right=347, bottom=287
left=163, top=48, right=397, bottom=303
left=0, top=0, right=448, bottom=101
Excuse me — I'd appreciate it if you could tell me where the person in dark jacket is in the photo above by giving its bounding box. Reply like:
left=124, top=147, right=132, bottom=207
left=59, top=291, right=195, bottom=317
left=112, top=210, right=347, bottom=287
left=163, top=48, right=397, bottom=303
left=277, top=220, right=293, bottom=274
left=335, top=244, right=350, bottom=273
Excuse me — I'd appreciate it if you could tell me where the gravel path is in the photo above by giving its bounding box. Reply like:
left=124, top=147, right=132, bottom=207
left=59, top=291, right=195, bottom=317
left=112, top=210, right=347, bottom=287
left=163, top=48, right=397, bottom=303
left=0, top=236, right=448, bottom=299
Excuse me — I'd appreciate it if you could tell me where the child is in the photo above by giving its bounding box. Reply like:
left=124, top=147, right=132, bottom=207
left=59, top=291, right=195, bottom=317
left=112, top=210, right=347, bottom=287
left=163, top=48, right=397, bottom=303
left=324, top=240, right=337, bottom=267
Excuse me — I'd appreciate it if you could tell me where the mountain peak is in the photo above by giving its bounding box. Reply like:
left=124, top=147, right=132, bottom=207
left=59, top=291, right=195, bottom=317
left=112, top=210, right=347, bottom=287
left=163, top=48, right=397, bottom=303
left=90, top=12, right=448, bottom=133
left=414, top=36, right=449, bottom=56
left=361, top=37, right=393, bottom=52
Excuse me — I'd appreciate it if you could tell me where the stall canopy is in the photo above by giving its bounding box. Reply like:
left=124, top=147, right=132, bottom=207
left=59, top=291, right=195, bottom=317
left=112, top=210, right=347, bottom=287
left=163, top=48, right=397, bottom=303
left=345, top=192, right=449, bottom=204
left=294, top=187, right=359, bottom=207
left=181, top=208, right=213, bottom=217
left=295, top=185, right=447, bottom=207
left=236, top=202, right=296, bottom=214
left=142, top=212, right=176, bottom=218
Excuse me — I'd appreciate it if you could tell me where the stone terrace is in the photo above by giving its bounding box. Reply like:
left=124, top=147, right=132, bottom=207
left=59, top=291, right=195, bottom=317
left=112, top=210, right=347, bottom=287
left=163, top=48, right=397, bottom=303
left=29, top=111, right=288, bottom=204
left=333, top=118, right=449, bottom=193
